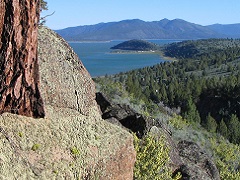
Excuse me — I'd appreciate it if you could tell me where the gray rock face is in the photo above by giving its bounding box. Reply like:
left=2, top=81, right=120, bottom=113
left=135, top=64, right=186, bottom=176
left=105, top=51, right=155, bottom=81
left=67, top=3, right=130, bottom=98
left=0, top=27, right=136, bottom=180
left=38, top=27, right=97, bottom=116
left=178, top=141, right=220, bottom=180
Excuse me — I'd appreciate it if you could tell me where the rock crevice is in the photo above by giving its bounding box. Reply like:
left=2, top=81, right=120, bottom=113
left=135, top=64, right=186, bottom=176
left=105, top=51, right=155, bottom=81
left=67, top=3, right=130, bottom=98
left=38, top=26, right=97, bottom=116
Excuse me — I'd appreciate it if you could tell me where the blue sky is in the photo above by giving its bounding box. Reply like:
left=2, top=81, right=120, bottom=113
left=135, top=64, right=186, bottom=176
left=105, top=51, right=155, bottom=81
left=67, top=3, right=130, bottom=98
left=41, top=0, right=240, bottom=30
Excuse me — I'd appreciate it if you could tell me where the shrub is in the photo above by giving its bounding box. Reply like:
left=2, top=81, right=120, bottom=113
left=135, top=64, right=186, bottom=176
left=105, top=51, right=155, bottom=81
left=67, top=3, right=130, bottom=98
left=169, top=114, right=189, bottom=130
left=70, top=146, right=80, bottom=156
left=210, top=137, right=240, bottom=179
left=18, top=132, right=23, bottom=137
left=205, top=113, right=218, bottom=133
left=133, top=133, right=178, bottom=179
left=31, top=144, right=40, bottom=151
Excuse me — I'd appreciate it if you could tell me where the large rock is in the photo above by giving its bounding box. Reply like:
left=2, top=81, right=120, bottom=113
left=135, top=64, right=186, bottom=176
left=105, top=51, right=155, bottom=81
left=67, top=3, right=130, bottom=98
left=96, top=92, right=183, bottom=173
left=0, top=106, right=135, bottom=180
left=0, top=27, right=135, bottom=179
left=96, top=92, right=221, bottom=178
left=96, top=92, right=148, bottom=137
left=178, top=141, right=220, bottom=180
left=38, top=27, right=97, bottom=116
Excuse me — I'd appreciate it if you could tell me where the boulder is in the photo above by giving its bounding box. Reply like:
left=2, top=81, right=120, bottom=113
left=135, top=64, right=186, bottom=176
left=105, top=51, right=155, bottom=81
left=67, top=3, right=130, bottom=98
left=96, top=92, right=148, bottom=137
left=96, top=92, right=221, bottom=178
left=96, top=92, right=183, bottom=173
left=178, top=140, right=220, bottom=180
left=38, top=27, right=97, bottom=116
left=0, top=27, right=136, bottom=180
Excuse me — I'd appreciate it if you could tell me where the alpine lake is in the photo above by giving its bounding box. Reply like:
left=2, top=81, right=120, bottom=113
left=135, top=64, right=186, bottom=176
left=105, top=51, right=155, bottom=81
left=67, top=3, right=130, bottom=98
left=69, top=40, right=180, bottom=77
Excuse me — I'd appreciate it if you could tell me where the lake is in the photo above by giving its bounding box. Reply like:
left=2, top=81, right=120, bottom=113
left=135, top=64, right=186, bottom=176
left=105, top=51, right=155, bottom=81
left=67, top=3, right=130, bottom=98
left=69, top=40, right=179, bottom=77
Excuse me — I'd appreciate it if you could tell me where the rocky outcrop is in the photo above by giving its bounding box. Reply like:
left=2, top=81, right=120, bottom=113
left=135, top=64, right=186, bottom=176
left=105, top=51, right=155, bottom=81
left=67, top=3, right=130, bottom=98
left=0, top=106, right=135, bottom=179
left=38, top=27, right=97, bottom=116
left=96, top=92, right=183, bottom=173
left=96, top=92, right=221, bottom=179
left=0, top=27, right=135, bottom=179
left=178, top=141, right=220, bottom=180
left=96, top=92, right=148, bottom=137
left=0, top=0, right=44, bottom=118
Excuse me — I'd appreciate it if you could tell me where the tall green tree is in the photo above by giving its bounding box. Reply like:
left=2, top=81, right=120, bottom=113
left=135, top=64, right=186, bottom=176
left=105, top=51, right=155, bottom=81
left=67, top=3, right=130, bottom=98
left=218, top=119, right=228, bottom=138
left=183, top=98, right=201, bottom=124
left=205, top=113, right=218, bottom=133
left=228, top=114, right=240, bottom=144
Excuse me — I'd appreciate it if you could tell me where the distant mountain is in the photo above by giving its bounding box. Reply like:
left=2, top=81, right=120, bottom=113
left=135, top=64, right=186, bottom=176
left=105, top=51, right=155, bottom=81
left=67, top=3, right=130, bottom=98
left=55, top=19, right=240, bottom=41
left=207, top=23, right=240, bottom=38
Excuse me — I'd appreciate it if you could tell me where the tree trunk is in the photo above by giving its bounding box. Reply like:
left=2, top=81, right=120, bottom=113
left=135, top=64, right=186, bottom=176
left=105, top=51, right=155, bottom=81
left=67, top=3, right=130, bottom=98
left=0, top=0, right=45, bottom=118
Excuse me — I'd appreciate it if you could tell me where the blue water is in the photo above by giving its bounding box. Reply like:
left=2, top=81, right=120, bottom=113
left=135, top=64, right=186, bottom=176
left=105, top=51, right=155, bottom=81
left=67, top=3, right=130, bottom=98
left=69, top=40, right=179, bottom=77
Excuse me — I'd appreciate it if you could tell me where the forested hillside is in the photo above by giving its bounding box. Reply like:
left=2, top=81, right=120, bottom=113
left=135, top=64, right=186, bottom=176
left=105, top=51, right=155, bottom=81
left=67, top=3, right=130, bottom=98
left=110, top=39, right=160, bottom=51
left=102, top=39, right=240, bottom=144
left=94, top=38, right=240, bottom=179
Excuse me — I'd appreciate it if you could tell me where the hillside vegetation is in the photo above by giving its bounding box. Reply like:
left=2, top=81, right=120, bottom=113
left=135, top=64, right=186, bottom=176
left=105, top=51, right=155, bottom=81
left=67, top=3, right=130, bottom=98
left=123, top=39, right=240, bottom=143
left=94, top=38, right=240, bottom=179
left=110, top=39, right=160, bottom=51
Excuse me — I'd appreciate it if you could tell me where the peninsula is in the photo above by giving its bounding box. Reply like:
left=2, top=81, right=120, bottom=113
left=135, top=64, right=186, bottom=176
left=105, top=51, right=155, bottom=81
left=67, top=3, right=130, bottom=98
left=110, top=39, right=161, bottom=53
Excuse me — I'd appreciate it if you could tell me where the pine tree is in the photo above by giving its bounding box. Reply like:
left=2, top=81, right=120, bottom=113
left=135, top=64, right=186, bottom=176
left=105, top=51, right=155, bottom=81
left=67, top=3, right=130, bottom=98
left=183, top=98, right=201, bottom=124
left=228, top=114, right=240, bottom=144
left=205, top=113, right=218, bottom=133
left=218, top=119, right=228, bottom=138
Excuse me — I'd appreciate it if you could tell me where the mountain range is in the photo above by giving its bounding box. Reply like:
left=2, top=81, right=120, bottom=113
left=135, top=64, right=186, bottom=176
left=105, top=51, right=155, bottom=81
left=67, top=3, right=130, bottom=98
left=55, top=18, right=240, bottom=41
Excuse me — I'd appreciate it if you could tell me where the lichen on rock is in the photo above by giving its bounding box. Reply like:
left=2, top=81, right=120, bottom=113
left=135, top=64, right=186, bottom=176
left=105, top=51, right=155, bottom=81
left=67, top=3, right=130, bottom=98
left=38, top=26, right=97, bottom=116
left=0, top=26, right=136, bottom=179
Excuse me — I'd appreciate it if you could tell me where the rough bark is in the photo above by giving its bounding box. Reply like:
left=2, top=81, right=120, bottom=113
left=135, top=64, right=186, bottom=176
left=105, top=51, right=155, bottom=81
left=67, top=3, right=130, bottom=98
left=0, top=0, right=44, bottom=118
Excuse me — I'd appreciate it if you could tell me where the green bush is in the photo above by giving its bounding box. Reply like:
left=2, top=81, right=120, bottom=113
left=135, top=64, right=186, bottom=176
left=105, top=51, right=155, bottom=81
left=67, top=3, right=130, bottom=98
left=211, top=137, right=240, bottom=179
left=18, top=132, right=23, bottom=137
left=31, top=144, right=40, bottom=151
left=205, top=113, right=218, bottom=133
left=133, top=133, right=180, bottom=180
left=169, top=114, right=189, bottom=130
left=70, top=146, right=80, bottom=156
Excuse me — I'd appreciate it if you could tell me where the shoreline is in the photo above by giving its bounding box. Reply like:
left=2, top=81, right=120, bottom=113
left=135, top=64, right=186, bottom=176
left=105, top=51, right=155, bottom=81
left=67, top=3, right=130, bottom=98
left=109, top=50, right=178, bottom=62
left=90, top=51, right=178, bottom=78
